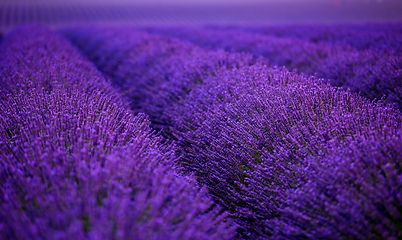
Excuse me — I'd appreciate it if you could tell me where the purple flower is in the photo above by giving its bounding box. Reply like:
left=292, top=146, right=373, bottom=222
left=146, top=25, right=402, bottom=109
left=0, top=25, right=121, bottom=102
left=169, top=64, right=401, bottom=238
left=271, top=131, right=402, bottom=239
left=0, top=25, right=236, bottom=240
left=234, top=23, right=402, bottom=53
left=62, top=26, right=258, bottom=130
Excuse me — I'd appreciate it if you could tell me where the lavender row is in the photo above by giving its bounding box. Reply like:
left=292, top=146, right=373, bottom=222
left=0, top=25, right=121, bottom=102
left=168, top=65, right=402, bottom=238
left=0, top=26, right=235, bottom=239
left=207, top=23, right=402, bottom=53
left=146, top=26, right=402, bottom=109
left=63, top=26, right=402, bottom=238
left=272, top=130, right=402, bottom=239
left=62, top=26, right=258, bottom=131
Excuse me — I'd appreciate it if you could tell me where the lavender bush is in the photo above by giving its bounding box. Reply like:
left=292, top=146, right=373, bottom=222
left=271, top=130, right=402, bottom=239
left=238, top=23, right=402, bottom=53
left=0, top=25, right=120, bottom=101
left=147, top=26, right=402, bottom=109
left=2, top=23, right=402, bottom=239
left=169, top=64, right=402, bottom=238
left=316, top=49, right=402, bottom=108
left=203, top=23, right=402, bottom=53
left=0, top=26, right=236, bottom=239
left=62, top=27, right=258, bottom=130
left=62, top=25, right=402, bottom=237
left=146, top=26, right=335, bottom=74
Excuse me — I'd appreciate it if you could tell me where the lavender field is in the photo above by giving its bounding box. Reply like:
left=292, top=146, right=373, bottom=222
left=1, top=5, right=402, bottom=239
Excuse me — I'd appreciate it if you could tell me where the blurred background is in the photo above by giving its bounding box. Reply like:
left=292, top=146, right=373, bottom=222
left=0, top=0, right=402, bottom=31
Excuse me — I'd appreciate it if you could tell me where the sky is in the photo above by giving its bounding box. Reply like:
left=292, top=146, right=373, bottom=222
left=1, top=0, right=402, bottom=8
left=2, top=0, right=401, bottom=4
left=0, top=0, right=401, bottom=29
